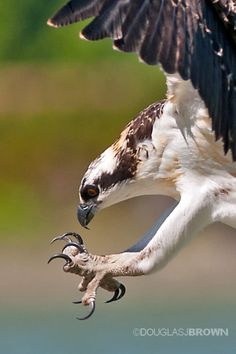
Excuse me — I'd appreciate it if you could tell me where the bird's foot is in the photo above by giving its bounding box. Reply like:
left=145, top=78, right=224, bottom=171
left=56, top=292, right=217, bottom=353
left=48, top=232, right=126, bottom=320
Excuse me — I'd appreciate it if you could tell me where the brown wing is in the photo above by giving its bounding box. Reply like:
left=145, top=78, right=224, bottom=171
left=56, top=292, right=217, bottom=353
left=48, top=0, right=236, bottom=159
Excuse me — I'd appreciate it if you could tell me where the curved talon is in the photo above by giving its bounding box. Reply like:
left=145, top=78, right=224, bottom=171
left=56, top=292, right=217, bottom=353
left=48, top=254, right=72, bottom=265
left=72, top=300, right=82, bottom=304
left=105, top=283, right=126, bottom=303
left=50, top=232, right=83, bottom=245
left=105, top=288, right=120, bottom=303
left=76, top=301, right=96, bottom=320
left=116, top=283, right=126, bottom=300
left=62, top=242, right=85, bottom=254
left=63, top=232, right=84, bottom=245
left=50, top=234, right=71, bottom=245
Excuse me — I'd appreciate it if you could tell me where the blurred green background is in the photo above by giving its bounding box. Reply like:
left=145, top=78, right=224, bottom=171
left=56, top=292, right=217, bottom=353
left=0, top=1, right=235, bottom=353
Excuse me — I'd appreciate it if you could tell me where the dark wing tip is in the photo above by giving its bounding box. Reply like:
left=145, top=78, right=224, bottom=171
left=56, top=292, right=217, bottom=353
left=47, top=18, right=60, bottom=28
left=47, top=3, right=76, bottom=28
left=47, top=2, right=79, bottom=28
left=47, top=0, right=105, bottom=29
left=79, top=31, right=90, bottom=41
left=47, top=1, right=82, bottom=28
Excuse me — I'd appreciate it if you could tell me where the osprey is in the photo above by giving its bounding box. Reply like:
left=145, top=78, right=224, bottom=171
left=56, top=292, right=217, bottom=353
left=48, top=0, right=236, bottom=320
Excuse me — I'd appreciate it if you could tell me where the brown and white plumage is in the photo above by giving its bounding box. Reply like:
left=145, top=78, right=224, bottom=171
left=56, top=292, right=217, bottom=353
left=47, top=1, right=236, bottom=319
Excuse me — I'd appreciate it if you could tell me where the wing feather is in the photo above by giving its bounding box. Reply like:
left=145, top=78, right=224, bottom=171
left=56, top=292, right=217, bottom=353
left=81, top=0, right=130, bottom=40
left=48, top=0, right=236, bottom=159
left=114, top=1, right=151, bottom=53
left=47, top=0, right=106, bottom=27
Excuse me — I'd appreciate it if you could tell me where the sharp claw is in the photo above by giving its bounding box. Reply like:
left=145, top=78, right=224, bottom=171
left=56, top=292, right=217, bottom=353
left=72, top=300, right=82, bottom=304
left=50, top=232, right=84, bottom=245
left=76, top=301, right=96, bottom=320
left=50, top=235, right=71, bottom=245
left=63, top=232, right=84, bottom=245
left=105, top=283, right=126, bottom=303
left=47, top=254, right=72, bottom=265
left=62, top=242, right=85, bottom=253
left=116, top=283, right=126, bottom=300
left=105, top=288, right=120, bottom=303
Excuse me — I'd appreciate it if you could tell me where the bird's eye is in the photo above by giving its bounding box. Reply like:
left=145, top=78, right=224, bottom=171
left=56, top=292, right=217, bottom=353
left=80, top=184, right=99, bottom=201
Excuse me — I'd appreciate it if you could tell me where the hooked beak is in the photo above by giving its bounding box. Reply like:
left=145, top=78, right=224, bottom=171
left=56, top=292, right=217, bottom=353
left=77, top=203, right=97, bottom=228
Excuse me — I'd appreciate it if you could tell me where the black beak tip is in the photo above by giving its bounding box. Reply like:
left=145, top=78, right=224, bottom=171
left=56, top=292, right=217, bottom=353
left=77, top=203, right=96, bottom=228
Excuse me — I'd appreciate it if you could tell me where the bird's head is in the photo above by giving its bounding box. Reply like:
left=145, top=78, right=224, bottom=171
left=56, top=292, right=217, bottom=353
left=77, top=101, right=169, bottom=228
left=77, top=144, right=140, bottom=227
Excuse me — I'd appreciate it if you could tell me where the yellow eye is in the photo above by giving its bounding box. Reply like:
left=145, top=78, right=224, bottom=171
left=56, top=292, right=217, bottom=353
left=81, top=184, right=99, bottom=201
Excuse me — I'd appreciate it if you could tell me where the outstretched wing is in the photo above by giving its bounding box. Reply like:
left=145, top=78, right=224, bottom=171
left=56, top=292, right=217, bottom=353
left=48, top=0, right=236, bottom=159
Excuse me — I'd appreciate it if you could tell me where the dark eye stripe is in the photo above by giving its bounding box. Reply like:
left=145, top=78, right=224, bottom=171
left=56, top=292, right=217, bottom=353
left=80, top=184, right=99, bottom=201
